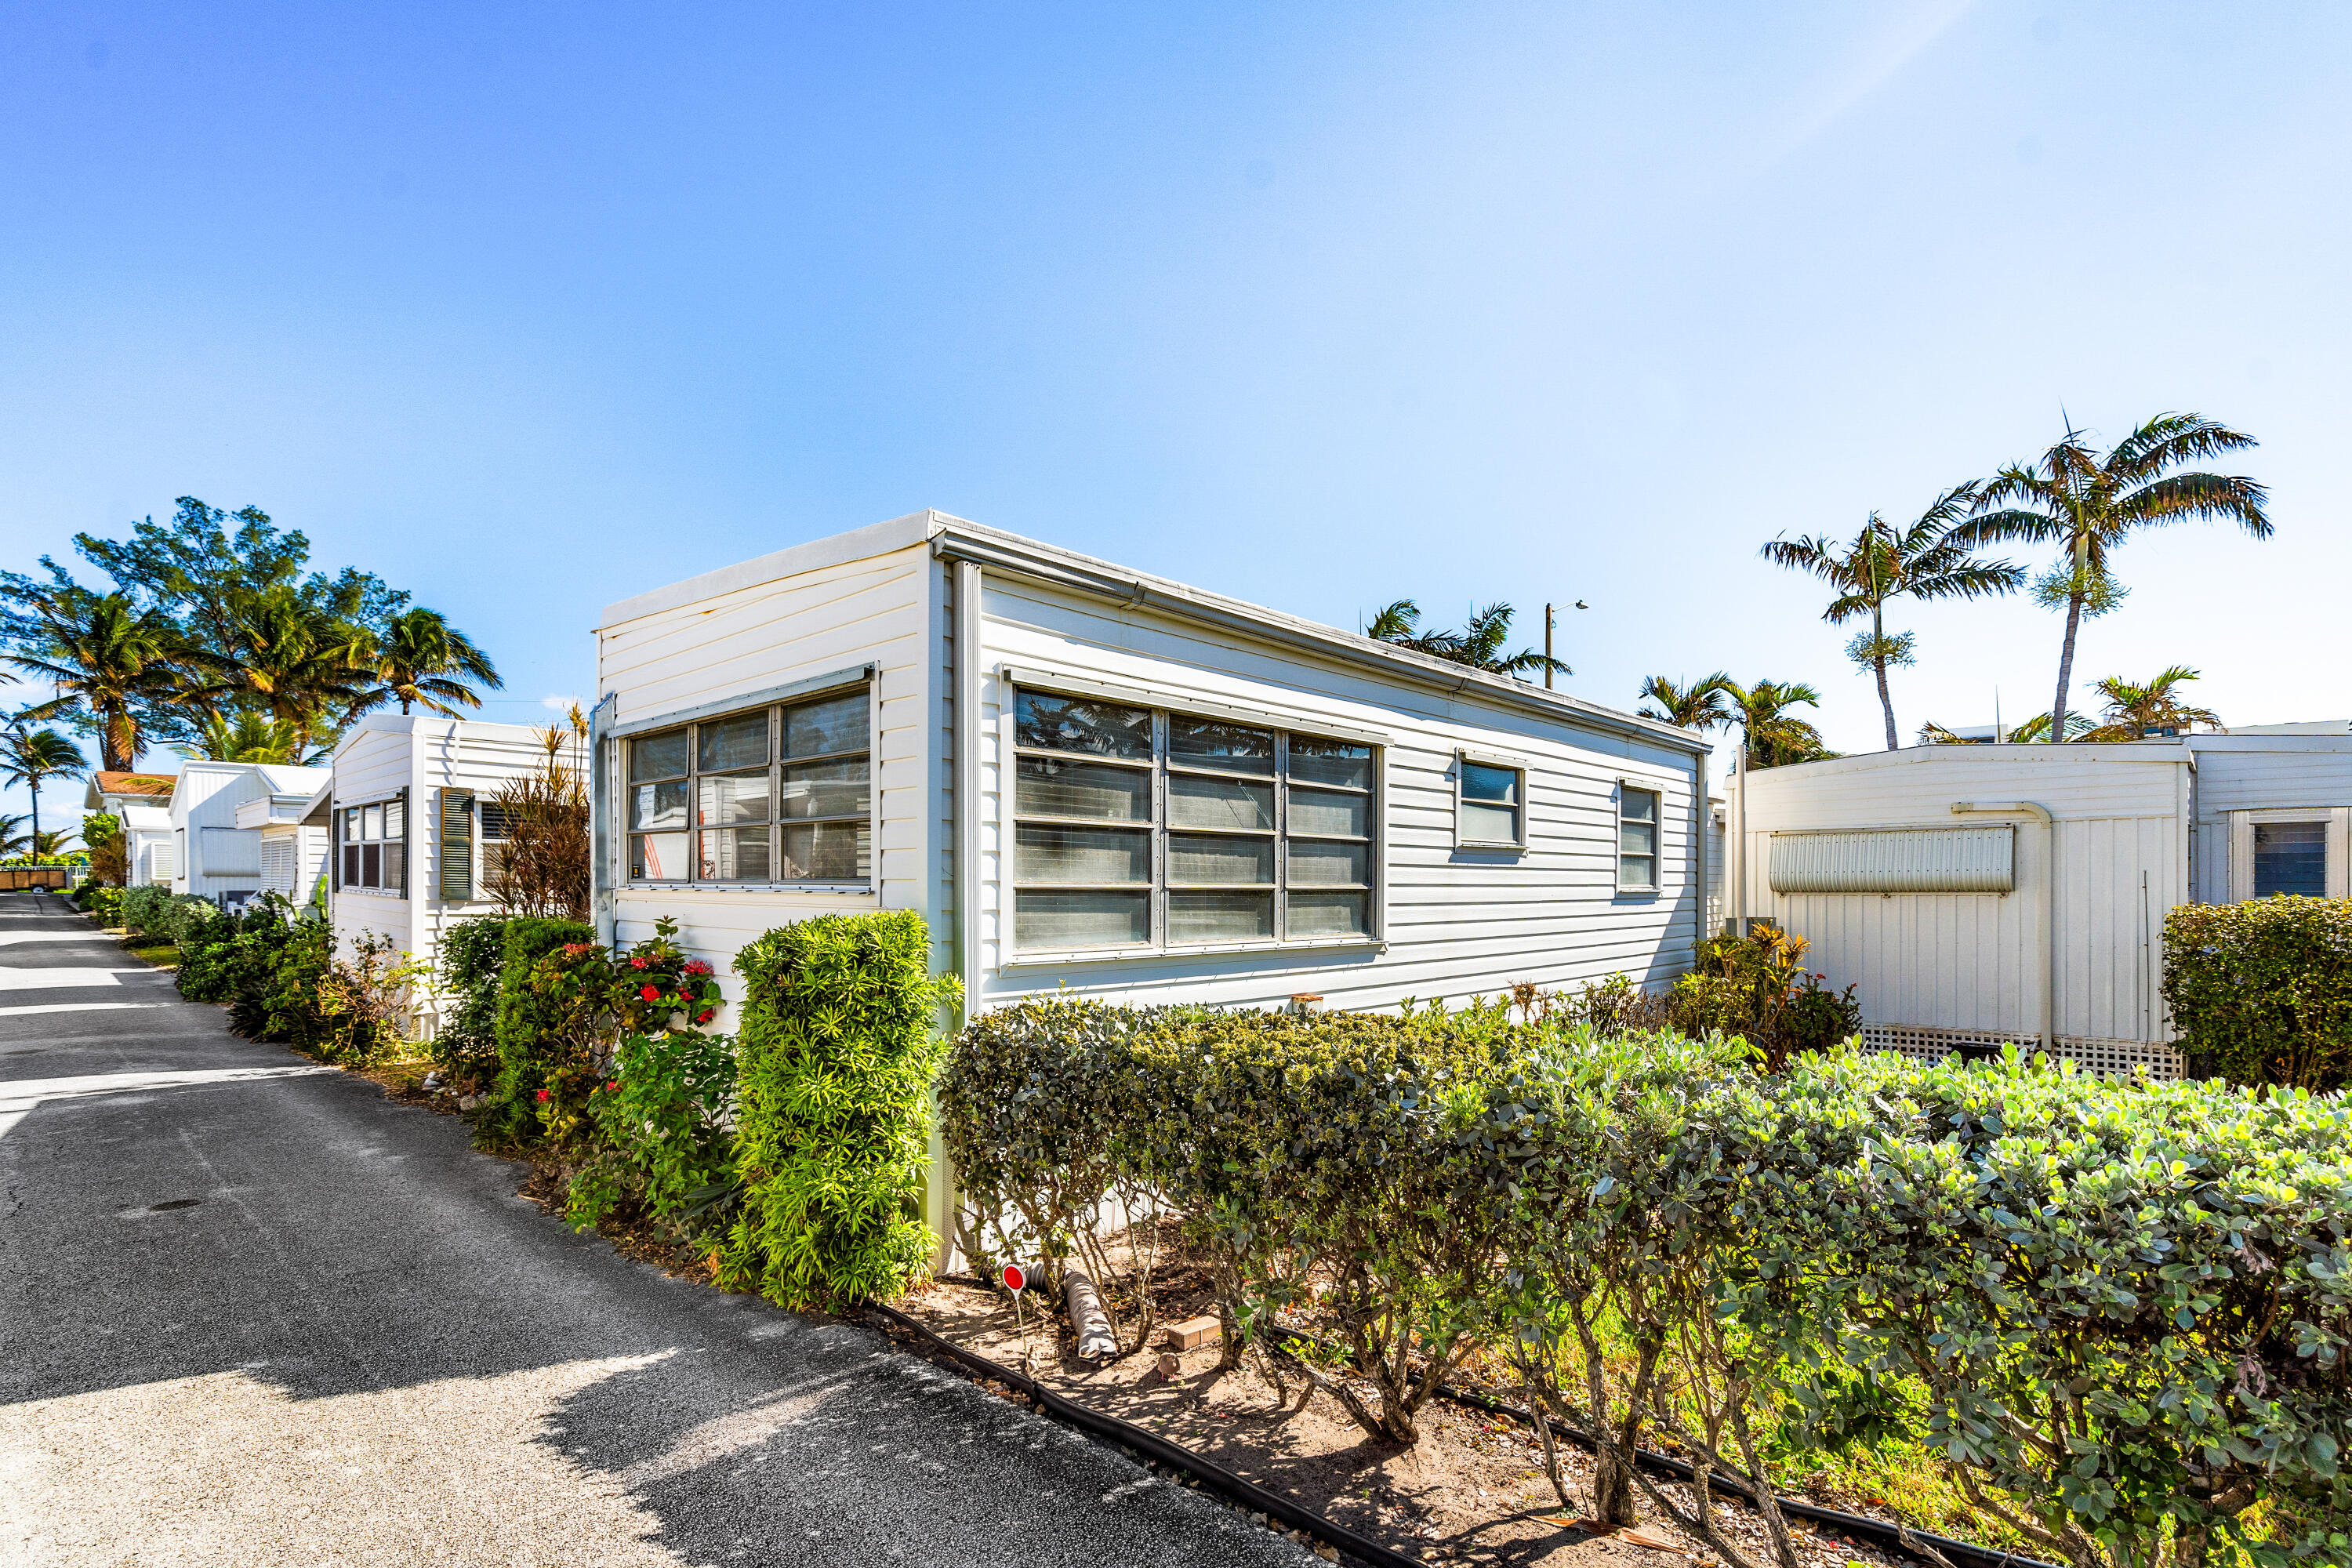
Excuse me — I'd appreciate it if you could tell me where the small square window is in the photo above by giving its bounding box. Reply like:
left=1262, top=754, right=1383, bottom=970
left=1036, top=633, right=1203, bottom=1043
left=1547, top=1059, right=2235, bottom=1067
left=2254, top=821, right=2326, bottom=898
left=1457, top=759, right=1523, bottom=846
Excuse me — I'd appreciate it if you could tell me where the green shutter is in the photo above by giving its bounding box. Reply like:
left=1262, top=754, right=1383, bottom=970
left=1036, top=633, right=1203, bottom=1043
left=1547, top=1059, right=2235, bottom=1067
left=440, top=787, right=474, bottom=902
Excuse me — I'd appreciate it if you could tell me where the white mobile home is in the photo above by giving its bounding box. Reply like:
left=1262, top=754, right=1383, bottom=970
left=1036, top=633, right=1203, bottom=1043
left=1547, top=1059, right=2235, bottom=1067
left=168, top=762, right=332, bottom=908
left=84, top=772, right=176, bottom=887
left=590, top=511, right=1713, bottom=1020
left=1729, top=727, right=2352, bottom=1080
left=314, top=715, right=556, bottom=1030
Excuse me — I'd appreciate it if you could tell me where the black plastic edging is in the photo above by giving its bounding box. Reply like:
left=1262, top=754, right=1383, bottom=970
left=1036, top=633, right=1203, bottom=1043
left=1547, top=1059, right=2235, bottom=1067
left=858, top=1301, right=1425, bottom=1568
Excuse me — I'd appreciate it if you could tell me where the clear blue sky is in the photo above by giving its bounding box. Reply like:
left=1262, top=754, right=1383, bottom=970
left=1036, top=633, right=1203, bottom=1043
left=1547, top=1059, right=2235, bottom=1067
left=5, top=2, right=2347, bottom=823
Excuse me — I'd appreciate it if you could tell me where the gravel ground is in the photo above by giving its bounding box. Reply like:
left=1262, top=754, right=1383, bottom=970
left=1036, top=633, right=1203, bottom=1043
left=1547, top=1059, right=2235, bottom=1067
left=0, top=891, right=1315, bottom=1567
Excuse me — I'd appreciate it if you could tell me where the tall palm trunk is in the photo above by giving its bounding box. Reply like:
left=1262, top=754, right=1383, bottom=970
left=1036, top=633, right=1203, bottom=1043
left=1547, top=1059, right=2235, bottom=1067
left=2049, top=590, right=2085, bottom=744
left=1871, top=604, right=1898, bottom=751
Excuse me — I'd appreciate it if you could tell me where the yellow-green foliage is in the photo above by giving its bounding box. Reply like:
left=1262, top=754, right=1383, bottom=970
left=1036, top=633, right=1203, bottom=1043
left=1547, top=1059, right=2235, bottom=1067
left=719, top=911, right=959, bottom=1308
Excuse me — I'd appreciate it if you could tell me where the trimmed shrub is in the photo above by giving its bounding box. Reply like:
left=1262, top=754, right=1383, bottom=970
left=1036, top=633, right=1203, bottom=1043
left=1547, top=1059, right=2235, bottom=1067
left=176, top=896, right=303, bottom=1005
left=432, top=916, right=510, bottom=1086
left=2165, top=898, right=2352, bottom=1091
left=719, top=911, right=960, bottom=1310
left=485, top=916, right=594, bottom=1134
left=119, top=884, right=171, bottom=938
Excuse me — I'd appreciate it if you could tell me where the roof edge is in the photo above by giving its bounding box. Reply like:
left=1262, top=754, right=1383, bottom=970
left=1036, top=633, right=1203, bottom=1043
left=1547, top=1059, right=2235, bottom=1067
left=597, top=510, right=945, bottom=630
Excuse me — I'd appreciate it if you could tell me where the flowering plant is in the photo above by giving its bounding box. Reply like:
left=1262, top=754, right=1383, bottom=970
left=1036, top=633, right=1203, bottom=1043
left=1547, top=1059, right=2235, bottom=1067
left=521, top=916, right=725, bottom=1146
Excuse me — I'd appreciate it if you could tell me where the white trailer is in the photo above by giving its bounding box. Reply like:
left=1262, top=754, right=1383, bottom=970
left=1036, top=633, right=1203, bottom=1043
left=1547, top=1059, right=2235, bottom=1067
left=167, top=762, right=331, bottom=908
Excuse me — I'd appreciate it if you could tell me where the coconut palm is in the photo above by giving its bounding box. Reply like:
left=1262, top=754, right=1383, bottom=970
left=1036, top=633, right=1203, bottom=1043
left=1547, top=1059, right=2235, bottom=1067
left=173, top=710, right=326, bottom=766
left=1637, top=673, right=1737, bottom=732
left=2081, top=666, right=2223, bottom=741
left=0, top=813, right=30, bottom=857
left=349, top=606, right=504, bottom=718
left=0, top=721, right=86, bottom=850
left=1962, top=414, right=2269, bottom=745
left=209, top=586, right=368, bottom=757
left=1761, top=485, right=2024, bottom=753
left=1366, top=600, right=1570, bottom=679
left=3, top=586, right=187, bottom=771
left=1726, top=679, right=1834, bottom=768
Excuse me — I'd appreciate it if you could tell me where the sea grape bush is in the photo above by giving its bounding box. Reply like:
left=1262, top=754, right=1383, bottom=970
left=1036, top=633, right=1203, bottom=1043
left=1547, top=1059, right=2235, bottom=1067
left=941, top=1000, right=2352, bottom=1568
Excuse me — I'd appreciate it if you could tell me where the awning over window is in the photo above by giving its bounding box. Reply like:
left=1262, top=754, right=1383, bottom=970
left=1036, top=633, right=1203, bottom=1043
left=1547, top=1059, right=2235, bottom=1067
left=1768, top=826, right=2015, bottom=894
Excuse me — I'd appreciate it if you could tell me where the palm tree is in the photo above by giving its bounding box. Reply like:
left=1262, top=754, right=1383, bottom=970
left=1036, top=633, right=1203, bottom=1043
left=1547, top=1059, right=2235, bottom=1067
left=350, top=607, right=504, bottom=718
left=1, top=721, right=86, bottom=850
left=1761, top=485, right=2024, bottom=752
left=2, top=586, right=185, bottom=771
left=1366, top=600, right=1570, bottom=679
left=173, top=710, right=326, bottom=766
left=211, top=586, right=369, bottom=757
left=1963, top=413, right=2270, bottom=745
left=0, top=813, right=30, bottom=857
left=1726, top=679, right=1834, bottom=768
left=1637, top=673, right=1736, bottom=732
left=2081, top=666, right=2223, bottom=741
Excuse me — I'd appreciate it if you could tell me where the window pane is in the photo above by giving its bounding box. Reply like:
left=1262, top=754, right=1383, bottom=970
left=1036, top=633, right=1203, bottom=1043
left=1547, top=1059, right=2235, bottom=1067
left=1016, top=824, right=1150, bottom=884
left=632, top=728, right=689, bottom=781
left=1289, top=788, right=1369, bottom=838
left=1015, top=691, right=1151, bottom=760
left=362, top=843, right=381, bottom=887
left=479, top=842, right=505, bottom=883
left=344, top=806, right=361, bottom=837
left=1016, top=890, right=1149, bottom=950
left=1168, top=833, right=1273, bottom=885
left=781, top=820, right=870, bottom=881
left=1169, top=891, right=1273, bottom=942
left=1621, top=789, right=1657, bottom=822
left=1169, top=774, right=1273, bottom=830
left=699, top=770, right=771, bottom=826
left=478, top=802, right=517, bottom=840
left=699, top=713, right=769, bottom=773
left=1288, top=841, right=1368, bottom=886
left=1620, top=818, right=1657, bottom=855
left=699, top=826, right=772, bottom=882
left=1461, top=762, right=1519, bottom=804
left=632, top=780, right=689, bottom=831
left=362, top=804, right=383, bottom=840
left=1461, top=800, right=1519, bottom=843
left=1290, top=890, right=1368, bottom=937
left=1289, top=739, right=1372, bottom=789
left=631, top=831, right=689, bottom=881
left=783, top=693, right=868, bottom=759
left=781, top=758, right=870, bottom=820
left=384, top=799, right=405, bottom=839
left=1016, top=755, right=1151, bottom=822
left=383, top=842, right=405, bottom=889
left=2254, top=821, right=2327, bottom=898
left=1169, top=717, right=1274, bottom=776
left=342, top=844, right=360, bottom=886
left=1621, top=854, right=1656, bottom=890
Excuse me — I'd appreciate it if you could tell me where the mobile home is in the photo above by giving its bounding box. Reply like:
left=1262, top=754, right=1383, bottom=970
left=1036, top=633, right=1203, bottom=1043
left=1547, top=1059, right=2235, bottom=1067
left=84, top=771, right=176, bottom=887
left=168, top=762, right=332, bottom=908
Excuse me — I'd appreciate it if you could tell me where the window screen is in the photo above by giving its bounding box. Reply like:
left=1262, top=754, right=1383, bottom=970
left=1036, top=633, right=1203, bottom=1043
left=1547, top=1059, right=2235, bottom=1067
left=2254, top=821, right=2327, bottom=898
left=1618, top=787, right=1659, bottom=891
left=626, top=688, right=871, bottom=885
left=1011, top=689, right=1377, bottom=952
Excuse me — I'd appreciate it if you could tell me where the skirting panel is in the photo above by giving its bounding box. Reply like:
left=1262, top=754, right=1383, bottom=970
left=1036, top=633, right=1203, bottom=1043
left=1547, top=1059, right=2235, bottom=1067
left=1860, top=1024, right=2183, bottom=1081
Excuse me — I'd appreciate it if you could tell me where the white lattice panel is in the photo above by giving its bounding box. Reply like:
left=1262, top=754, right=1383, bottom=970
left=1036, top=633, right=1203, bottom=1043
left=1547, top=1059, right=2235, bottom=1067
left=1860, top=1024, right=2182, bottom=1080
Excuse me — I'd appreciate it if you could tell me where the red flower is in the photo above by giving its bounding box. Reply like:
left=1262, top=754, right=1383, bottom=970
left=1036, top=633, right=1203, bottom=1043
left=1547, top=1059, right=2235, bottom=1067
left=630, top=956, right=648, bottom=970
left=683, top=960, right=712, bottom=977
left=695, top=1009, right=714, bottom=1024
left=639, top=984, right=661, bottom=1002
left=535, top=1088, right=550, bottom=1102
left=607, top=1080, right=620, bottom=1093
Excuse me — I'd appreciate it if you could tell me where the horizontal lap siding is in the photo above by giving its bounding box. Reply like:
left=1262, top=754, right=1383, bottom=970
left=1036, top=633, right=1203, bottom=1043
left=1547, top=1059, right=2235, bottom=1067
left=2185, top=743, right=2352, bottom=904
left=975, top=577, right=1700, bottom=1013
left=332, top=731, right=417, bottom=957
left=602, top=543, right=934, bottom=1002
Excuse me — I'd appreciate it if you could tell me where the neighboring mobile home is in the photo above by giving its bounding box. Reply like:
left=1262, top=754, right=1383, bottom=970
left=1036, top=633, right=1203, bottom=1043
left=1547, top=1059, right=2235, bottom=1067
left=1727, top=724, right=2352, bottom=1080
left=312, top=715, right=556, bottom=1034
left=168, top=762, right=332, bottom=909
left=84, top=771, right=176, bottom=887
left=591, top=510, right=1714, bottom=1018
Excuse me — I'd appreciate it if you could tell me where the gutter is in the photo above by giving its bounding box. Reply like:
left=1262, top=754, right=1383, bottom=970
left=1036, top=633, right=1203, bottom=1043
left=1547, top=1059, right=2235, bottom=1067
left=1951, top=801, right=2055, bottom=1049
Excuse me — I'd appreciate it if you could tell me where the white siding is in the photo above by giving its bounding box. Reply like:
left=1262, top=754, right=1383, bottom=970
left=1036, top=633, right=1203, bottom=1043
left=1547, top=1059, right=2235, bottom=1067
left=969, top=574, right=1703, bottom=1012
left=1736, top=745, right=2190, bottom=1047
left=2181, top=737, right=2352, bottom=903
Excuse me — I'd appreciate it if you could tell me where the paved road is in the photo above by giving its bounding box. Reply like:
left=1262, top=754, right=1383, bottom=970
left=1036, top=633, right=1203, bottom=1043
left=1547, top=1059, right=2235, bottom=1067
left=0, top=891, right=1306, bottom=1567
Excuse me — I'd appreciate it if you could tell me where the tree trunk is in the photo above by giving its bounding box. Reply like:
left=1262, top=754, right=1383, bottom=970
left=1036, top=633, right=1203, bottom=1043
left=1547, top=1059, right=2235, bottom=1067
left=2050, top=590, right=2086, bottom=742
left=1873, top=609, right=1899, bottom=750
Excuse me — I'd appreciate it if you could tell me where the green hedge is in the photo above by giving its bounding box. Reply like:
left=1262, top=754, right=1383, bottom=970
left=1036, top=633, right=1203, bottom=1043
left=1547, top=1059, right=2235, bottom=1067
left=2165, top=898, right=2352, bottom=1091
left=942, top=1002, right=2352, bottom=1566
left=433, top=916, right=510, bottom=1085
left=486, top=916, right=594, bottom=1133
left=718, top=911, right=959, bottom=1309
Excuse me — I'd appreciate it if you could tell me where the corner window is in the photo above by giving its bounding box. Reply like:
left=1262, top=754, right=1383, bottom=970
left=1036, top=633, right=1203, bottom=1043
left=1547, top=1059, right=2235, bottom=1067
left=1457, top=757, right=1525, bottom=848
left=1011, top=688, right=1377, bottom=953
left=341, top=797, right=405, bottom=892
left=2254, top=821, right=2326, bottom=898
left=626, top=687, right=872, bottom=885
left=1617, top=786, right=1660, bottom=892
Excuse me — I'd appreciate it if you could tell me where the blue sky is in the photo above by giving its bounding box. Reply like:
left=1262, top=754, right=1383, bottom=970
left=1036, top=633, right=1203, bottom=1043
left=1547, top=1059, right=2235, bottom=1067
left=5, top=2, right=2348, bottom=823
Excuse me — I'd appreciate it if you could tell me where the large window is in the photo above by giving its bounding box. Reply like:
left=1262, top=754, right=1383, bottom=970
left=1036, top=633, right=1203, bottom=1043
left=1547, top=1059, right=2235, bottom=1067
left=2254, top=821, right=2327, bottom=898
left=1011, top=688, right=1377, bottom=953
left=341, top=796, right=405, bottom=892
left=626, top=687, right=871, bottom=885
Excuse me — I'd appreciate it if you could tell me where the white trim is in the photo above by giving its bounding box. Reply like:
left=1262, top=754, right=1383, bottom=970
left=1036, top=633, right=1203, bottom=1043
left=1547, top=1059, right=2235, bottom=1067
left=1616, top=779, right=1663, bottom=895
left=1000, top=664, right=1391, bottom=749
left=2225, top=806, right=2350, bottom=901
left=1454, top=750, right=1527, bottom=851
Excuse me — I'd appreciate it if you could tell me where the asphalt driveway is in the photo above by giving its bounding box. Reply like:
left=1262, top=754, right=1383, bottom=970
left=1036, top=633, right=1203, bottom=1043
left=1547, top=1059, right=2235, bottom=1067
left=0, top=891, right=1306, bottom=1567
